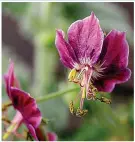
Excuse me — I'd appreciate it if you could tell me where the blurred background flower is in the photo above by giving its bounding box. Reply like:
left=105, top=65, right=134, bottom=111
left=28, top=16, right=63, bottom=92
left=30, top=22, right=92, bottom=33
left=2, top=2, right=133, bottom=141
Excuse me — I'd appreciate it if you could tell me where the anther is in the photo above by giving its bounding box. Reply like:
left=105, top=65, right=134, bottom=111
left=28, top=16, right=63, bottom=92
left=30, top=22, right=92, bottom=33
left=68, top=68, right=77, bottom=82
left=69, top=101, right=76, bottom=115
left=95, top=97, right=111, bottom=104
left=77, top=68, right=86, bottom=80
left=86, top=82, right=98, bottom=100
left=76, top=107, right=88, bottom=117
left=100, top=97, right=111, bottom=104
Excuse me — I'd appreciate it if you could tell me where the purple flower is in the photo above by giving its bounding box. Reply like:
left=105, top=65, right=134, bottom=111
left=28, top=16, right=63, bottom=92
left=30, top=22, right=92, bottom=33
left=55, top=12, right=131, bottom=114
left=3, top=61, right=42, bottom=140
left=11, top=88, right=42, bottom=140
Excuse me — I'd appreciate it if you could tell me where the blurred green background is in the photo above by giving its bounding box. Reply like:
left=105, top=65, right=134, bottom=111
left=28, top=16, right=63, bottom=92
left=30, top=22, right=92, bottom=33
left=2, top=2, right=134, bottom=141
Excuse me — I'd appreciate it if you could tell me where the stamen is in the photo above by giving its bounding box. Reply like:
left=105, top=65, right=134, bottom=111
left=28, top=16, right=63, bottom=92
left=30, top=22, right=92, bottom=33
left=76, top=108, right=88, bottom=117
left=77, top=68, right=86, bottom=80
left=68, top=68, right=77, bottom=82
left=77, top=67, right=88, bottom=87
left=80, top=98, right=84, bottom=110
left=98, top=97, right=111, bottom=104
left=69, top=100, right=75, bottom=115
left=92, top=60, right=106, bottom=80
left=68, top=66, right=90, bottom=117
left=86, top=82, right=97, bottom=100
left=68, top=67, right=88, bottom=88
left=68, top=68, right=83, bottom=85
left=82, top=87, right=86, bottom=99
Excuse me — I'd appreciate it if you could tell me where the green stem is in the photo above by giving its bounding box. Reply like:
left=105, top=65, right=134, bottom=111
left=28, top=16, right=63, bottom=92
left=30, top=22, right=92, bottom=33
left=3, top=123, right=16, bottom=140
left=2, top=87, right=79, bottom=107
left=37, top=87, right=79, bottom=103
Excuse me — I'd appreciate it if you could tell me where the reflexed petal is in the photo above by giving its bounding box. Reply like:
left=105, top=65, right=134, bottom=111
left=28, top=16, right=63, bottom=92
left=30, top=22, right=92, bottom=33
left=55, top=30, right=78, bottom=69
left=98, top=30, right=129, bottom=68
left=68, top=12, right=104, bottom=64
left=94, top=68, right=131, bottom=92
left=47, top=132, right=57, bottom=141
left=10, top=88, right=42, bottom=129
left=3, top=61, right=20, bottom=98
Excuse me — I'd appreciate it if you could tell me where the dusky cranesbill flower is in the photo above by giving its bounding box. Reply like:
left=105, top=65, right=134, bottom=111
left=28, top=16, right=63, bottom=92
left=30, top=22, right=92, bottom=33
left=55, top=12, right=131, bottom=117
left=3, top=61, right=42, bottom=140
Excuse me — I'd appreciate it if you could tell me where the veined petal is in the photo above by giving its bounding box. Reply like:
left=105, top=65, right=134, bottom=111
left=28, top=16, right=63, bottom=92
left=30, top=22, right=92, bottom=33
left=98, top=30, right=129, bottom=68
left=93, top=30, right=131, bottom=93
left=68, top=12, right=104, bottom=64
left=94, top=68, right=131, bottom=92
left=10, top=87, right=42, bottom=129
left=55, top=29, right=78, bottom=69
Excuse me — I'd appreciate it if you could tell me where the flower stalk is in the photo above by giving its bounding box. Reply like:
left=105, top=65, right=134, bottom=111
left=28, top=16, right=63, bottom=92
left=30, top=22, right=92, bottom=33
left=36, top=87, right=79, bottom=103
left=3, top=123, right=16, bottom=140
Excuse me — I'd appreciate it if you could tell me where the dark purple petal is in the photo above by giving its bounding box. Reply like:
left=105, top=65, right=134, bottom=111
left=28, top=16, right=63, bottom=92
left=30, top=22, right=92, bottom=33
left=94, top=30, right=131, bottom=92
left=10, top=87, right=42, bottom=129
left=27, top=124, right=38, bottom=140
left=94, top=68, right=131, bottom=92
left=68, top=12, right=104, bottom=64
left=3, top=61, right=20, bottom=98
left=98, top=30, right=129, bottom=68
left=47, top=132, right=57, bottom=141
left=55, top=30, right=78, bottom=69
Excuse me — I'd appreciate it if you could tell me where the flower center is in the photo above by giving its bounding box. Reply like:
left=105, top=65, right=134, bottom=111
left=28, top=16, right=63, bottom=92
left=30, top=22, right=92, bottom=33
left=68, top=66, right=98, bottom=117
left=68, top=63, right=111, bottom=117
left=92, top=60, right=106, bottom=80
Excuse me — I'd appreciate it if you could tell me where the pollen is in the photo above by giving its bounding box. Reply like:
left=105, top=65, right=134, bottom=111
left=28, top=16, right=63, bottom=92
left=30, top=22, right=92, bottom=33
left=68, top=68, right=77, bottom=82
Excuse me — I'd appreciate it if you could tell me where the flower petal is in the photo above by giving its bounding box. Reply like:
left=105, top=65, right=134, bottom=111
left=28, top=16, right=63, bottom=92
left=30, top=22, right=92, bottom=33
left=94, top=30, right=131, bottom=92
left=98, top=30, right=129, bottom=68
left=10, top=87, right=42, bottom=129
left=27, top=124, right=38, bottom=140
left=68, top=12, right=104, bottom=64
left=47, top=132, right=57, bottom=141
left=3, top=61, right=20, bottom=98
left=94, top=68, right=131, bottom=92
left=55, top=30, right=78, bottom=69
